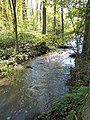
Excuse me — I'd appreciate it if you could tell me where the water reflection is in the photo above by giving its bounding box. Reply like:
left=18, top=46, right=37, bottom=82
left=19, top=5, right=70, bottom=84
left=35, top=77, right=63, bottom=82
left=0, top=49, right=75, bottom=120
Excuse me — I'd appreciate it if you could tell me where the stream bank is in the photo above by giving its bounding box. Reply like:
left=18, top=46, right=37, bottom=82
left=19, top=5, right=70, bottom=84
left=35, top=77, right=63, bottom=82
left=0, top=39, right=88, bottom=120
left=0, top=45, right=75, bottom=120
left=32, top=40, right=90, bottom=120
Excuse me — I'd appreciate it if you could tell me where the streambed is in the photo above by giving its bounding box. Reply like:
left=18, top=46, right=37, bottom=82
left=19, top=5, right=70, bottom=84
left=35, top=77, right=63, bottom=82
left=0, top=48, right=75, bottom=120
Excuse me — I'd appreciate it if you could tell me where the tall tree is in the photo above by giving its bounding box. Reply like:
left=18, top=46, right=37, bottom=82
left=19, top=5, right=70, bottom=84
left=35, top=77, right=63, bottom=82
left=42, top=1, right=46, bottom=34
left=11, top=0, right=18, bottom=51
left=31, top=0, right=35, bottom=28
left=8, top=0, right=13, bottom=15
left=0, top=1, right=2, bottom=24
left=36, top=0, right=38, bottom=23
left=40, top=2, right=42, bottom=22
left=22, top=0, right=27, bottom=21
left=82, top=0, right=90, bottom=59
left=54, top=5, right=56, bottom=32
left=61, top=7, right=64, bottom=34
left=2, top=0, right=9, bottom=27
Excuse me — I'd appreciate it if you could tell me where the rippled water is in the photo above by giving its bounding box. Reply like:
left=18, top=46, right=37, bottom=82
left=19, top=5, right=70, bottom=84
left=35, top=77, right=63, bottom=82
left=0, top=49, right=75, bottom=120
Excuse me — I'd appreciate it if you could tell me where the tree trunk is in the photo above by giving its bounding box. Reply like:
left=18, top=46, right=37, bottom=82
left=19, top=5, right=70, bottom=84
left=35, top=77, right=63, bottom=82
left=54, top=5, right=56, bottom=32
left=22, top=0, right=27, bottom=21
left=8, top=0, right=15, bottom=30
left=42, top=1, right=46, bottom=34
left=61, top=8, right=64, bottom=34
left=11, top=0, right=18, bottom=51
left=2, top=0, right=9, bottom=27
left=0, top=1, right=2, bottom=22
left=8, top=0, right=13, bottom=15
left=31, top=0, right=33, bottom=15
left=36, top=1, right=38, bottom=23
left=82, top=0, right=90, bottom=59
left=31, top=0, right=35, bottom=28
left=40, top=2, right=42, bottom=22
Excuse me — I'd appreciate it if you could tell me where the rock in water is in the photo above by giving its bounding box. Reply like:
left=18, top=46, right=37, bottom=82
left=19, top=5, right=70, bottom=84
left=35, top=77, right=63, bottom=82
left=26, top=66, right=33, bottom=69
left=69, top=53, right=76, bottom=57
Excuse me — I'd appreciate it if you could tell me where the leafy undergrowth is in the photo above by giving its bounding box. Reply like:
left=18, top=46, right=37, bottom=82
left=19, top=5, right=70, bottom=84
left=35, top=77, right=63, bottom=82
left=69, top=58, right=90, bottom=87
left=0, top=31, right=73, bottom=78
left=34, top=86, right=89, bottom=120
left=0, top=32, right=15, bottom=48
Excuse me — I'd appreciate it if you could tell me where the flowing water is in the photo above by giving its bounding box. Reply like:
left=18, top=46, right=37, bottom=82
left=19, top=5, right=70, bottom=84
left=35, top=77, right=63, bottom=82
left=0, top=48, right=75, bottom=120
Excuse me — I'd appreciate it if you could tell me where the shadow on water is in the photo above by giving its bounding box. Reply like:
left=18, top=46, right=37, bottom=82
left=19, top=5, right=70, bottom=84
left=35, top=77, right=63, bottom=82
left=0, top=48, right=75, bottom=120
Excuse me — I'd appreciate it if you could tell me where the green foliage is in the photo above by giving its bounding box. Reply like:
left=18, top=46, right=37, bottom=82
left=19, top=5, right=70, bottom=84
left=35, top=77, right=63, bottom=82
left=66, top=110, right=77, bottom=120
left=0, top=64, right=13, bottom=78
left=40, top=86, right=89, bottom=120
left=15, top=53, right=29, bottom=64
left=0, top=30, right=75, bottom=78
left=0, top=32, right=14, bottom=48
left=18, top=31, right=70, bottom=48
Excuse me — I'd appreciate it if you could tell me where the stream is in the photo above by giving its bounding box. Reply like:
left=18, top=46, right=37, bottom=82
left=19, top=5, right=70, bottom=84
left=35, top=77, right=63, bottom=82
left=0, top=42, right=76, bottom=120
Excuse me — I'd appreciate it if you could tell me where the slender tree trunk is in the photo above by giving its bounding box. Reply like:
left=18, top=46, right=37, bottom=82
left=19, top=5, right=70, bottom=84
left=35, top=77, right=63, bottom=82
left=8, top=0, right=13, bottom=15
left=40, top=2, right=42, bottom=22
left=54, top=5, right=56, bottom=32
left=8, top=0, right=15, bottom=31
left=31, top=0, right=35, bottom=28
left=42, top=1, right=46, bottom=34
left=0, top=1, right=2, bottom=22
left=82, top=0, right=90, bottom=59
left=31, top=0, right=34, bottom=19
left=22, top=0, right=27, bottom=21
left=31, top=0, right=33, bottom=15
left=36, top=1, right=38, bottom=23
left=36, top=1, right=39, bottom=29
left=2, top=0, right=9, bottom=27
left=61, top=8, right=64, bottom=34
left=11, top=0, right=18, bottom=51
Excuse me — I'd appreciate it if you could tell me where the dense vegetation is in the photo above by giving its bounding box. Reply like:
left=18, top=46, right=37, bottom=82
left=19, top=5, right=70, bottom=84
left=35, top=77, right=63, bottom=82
left=0, top=0, right=90, bottom=120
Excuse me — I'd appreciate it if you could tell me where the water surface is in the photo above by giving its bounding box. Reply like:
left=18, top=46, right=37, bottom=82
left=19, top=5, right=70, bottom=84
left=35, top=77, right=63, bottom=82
left=0, top=49, right=75, bottom=120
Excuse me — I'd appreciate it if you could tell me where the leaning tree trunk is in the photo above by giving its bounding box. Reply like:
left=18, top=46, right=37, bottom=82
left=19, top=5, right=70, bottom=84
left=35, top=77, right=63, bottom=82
left=11, top=0, right=18, bottom=51
left=82, top=0, right=90, bottom=59
left=42, top=1, right=46, bottom=34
